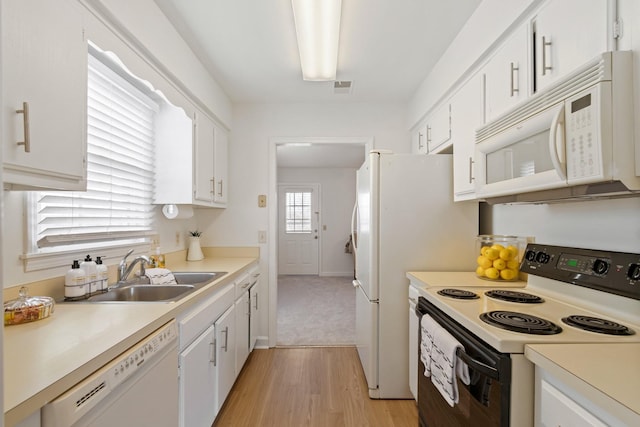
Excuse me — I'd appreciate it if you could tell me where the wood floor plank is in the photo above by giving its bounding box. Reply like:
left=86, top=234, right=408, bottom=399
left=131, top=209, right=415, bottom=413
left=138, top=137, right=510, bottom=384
left=214, top=347, right=418, bottom=427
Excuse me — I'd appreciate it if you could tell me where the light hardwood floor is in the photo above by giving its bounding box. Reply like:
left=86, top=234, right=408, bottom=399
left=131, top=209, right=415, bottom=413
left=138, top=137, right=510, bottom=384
left=214, top=347, right=418, bottom=427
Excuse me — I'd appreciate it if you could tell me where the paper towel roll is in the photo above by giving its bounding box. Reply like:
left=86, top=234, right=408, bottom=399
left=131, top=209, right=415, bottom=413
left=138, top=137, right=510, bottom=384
left=162, top=204, right=194, bottom=219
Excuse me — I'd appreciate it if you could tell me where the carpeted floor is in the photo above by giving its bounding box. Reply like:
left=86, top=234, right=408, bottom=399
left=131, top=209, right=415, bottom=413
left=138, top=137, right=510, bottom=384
left=277, top=275, right=355, bottom=346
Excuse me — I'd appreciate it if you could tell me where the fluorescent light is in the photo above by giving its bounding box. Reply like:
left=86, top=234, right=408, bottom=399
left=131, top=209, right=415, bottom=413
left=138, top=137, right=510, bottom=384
left=291, top=0, right=342, bottom=81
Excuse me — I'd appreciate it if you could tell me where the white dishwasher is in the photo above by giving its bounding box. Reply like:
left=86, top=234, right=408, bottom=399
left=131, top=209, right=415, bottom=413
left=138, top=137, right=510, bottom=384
left=41, top=320, right=178, bottom=427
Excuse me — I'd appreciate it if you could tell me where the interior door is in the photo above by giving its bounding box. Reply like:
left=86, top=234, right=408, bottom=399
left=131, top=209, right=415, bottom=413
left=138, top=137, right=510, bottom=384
left=277, top=184, right=320, bottom=275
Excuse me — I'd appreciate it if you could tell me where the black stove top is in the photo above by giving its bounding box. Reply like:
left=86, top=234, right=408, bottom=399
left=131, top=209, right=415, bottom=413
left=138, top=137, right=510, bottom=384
left=485, top=290, right=545, bottom=304
left=480, top=310, right=563, bottom=335
left=436, top=288, right=479, bottom=300
left=562, top=315, right=635, bottom=336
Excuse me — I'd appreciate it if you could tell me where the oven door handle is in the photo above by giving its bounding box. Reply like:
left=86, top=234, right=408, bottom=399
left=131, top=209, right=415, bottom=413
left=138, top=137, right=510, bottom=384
left=456, top=347, right=500, bottom=380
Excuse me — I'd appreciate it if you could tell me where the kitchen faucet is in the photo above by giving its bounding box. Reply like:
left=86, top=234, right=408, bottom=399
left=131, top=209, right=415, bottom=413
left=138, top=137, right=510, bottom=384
left=118, top=249, right=151, bottom=282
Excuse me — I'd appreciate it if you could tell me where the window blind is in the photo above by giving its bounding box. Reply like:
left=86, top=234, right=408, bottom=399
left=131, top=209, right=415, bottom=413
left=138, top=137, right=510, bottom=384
left=35, top=54, right=158, bottom=249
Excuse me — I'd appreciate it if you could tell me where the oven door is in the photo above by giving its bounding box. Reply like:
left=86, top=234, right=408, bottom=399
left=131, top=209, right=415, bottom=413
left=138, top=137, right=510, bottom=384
left=416, top=297, right=511, bottom=427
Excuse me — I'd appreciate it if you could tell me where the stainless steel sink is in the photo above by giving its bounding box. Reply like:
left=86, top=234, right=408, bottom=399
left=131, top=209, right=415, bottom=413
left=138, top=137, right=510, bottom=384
left=88, top=284, right=195, bottom=302
left=81, top=271, right=227, bottom=303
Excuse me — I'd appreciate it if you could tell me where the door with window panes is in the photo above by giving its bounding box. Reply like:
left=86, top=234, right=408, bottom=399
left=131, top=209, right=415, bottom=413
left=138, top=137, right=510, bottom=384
left=277, top=184, right=319, bottom=275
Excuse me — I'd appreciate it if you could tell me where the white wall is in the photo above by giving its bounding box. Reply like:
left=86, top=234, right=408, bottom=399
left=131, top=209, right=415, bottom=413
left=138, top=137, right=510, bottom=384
left=195, top=102, right=408, bottom=343
left=278, top=167, right=357, bottom=276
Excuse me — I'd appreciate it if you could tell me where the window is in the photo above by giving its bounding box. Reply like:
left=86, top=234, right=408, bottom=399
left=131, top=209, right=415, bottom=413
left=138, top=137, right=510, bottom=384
left=285, top=191, right=312, bottom=233
left=29, top=48, right=159, bottom=260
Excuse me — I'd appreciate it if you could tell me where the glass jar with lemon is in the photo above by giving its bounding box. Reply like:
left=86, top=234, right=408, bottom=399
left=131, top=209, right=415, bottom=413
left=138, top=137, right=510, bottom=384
left=475, top=235, right=525, bottom=281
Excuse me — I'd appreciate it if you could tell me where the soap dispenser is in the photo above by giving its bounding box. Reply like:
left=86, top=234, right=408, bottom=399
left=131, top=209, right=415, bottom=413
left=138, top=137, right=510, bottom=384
left=81, top=255, right=98, bottom=295
left=65, top=260, right=87, bottom=300
left=95, top=256, right=109, bottom=292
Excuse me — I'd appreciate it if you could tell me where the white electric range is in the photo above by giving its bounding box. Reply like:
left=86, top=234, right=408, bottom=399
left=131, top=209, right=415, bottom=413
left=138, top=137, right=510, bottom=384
left=412, top=244, right=640, bottom=427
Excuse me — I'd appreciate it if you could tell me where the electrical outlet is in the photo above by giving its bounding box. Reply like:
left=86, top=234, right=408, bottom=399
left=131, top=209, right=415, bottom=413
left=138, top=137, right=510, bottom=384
left=258, top=195, right=267, bottom=208
left=258, top=230, right=267, bottom=243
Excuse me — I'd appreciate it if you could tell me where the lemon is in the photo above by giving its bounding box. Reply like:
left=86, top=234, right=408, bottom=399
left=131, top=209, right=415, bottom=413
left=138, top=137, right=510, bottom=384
left=485, top=248, right=500, bottom=261
left=476, top=266, right=486, bottom=277
left=491, top=244, right=505, bottom=252
left=480, top=246, right=491, bottom=257
left=500, top=268, right=517, bottom=280
left=493, top=259, right=507, bottom=270
left=485, top=267, right=500, bottom=280
left=506, top=245, right=519, bottom=257
left=499, top=248, right=515, bottom=261
left=477, top=255, right=492, bottom=269
left=507, top=259, right=519, bottom=270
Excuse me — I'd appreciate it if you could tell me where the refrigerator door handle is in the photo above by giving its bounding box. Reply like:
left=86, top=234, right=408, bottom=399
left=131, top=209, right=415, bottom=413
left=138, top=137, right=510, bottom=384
left=352, top=280, right=361, bottom=289
left=350, top=202, right=359, bottom=250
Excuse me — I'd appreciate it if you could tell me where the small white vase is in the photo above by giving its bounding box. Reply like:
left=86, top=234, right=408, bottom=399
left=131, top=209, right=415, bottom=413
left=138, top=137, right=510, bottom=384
left=187, top=236, right=204, bottom=261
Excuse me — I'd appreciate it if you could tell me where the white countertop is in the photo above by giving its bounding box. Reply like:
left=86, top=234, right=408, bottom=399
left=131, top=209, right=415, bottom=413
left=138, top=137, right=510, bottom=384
left=525, top=343, right=640, bottom=424
left=407, top=271, right=526, bottom=290
left=3, top=256, right=257, bottom=426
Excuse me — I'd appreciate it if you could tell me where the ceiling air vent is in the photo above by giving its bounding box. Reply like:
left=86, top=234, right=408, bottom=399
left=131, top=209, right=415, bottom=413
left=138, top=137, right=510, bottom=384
left=333, top=80, right=352, bottom=95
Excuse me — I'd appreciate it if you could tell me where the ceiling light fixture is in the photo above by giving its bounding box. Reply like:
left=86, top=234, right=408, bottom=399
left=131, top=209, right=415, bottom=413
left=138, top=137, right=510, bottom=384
left=291, top=0, right=342, bottom=81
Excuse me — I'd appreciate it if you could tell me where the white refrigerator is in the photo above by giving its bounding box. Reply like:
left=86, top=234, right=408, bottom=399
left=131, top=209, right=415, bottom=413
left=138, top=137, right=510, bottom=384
left=351, top=150, right=478, bottom=398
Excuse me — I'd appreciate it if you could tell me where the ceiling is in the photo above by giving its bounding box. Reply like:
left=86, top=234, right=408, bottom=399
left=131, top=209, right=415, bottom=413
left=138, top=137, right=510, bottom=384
left=154, top=0, right=482, bottom=167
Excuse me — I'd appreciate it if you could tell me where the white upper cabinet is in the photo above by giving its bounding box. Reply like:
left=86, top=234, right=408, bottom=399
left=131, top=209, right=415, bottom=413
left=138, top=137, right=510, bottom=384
left=484, top=24, right=529, bottom=122
left=213, top=125, right=228, bottom=205
left=154, top=104, right=228, bottom=208
left=451, top=73, right=484, bottom=201
left=2, top=0, right=87, bottom=190
left=194, top=111, right=229, bottom=207
left=532, top=0, right=611, bottom=93
left=193, top=111, right=216, bottom=205
left=411, top=125, right=428, bottom=154
left=426, top=102, right=452, bottom=153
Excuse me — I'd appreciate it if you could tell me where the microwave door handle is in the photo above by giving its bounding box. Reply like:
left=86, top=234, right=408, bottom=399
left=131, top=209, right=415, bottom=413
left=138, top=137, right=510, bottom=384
left=549, top=104, right=567, bottom=180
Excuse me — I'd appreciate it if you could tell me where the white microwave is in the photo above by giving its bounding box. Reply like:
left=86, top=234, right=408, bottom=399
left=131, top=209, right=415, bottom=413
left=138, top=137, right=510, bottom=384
left=475, top=51, right=640, bottom=201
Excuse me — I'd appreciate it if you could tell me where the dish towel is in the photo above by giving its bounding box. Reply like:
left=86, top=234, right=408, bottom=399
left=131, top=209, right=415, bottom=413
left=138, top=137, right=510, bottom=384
left=420, top=314, right=438, bottom=376
left=145, top=268, right=177, bottom=285
left=420, top=314, right=470, bottom=407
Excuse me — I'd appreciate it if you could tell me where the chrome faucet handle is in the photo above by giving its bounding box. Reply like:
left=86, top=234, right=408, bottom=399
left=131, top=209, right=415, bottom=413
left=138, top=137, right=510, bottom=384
left=118, top=249, right=136, bottom=281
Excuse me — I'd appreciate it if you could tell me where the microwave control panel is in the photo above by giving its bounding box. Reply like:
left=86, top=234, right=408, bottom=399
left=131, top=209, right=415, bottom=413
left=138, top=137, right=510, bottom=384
left=565, top=86, right=603, bottom=181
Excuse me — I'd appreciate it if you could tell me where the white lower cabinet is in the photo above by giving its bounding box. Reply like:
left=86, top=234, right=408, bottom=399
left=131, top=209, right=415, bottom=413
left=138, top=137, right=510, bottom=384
left=214, top=305, right=236, bottom=412
left=177, top=283, right=235, bottom=427
left=179, top=324, right=217, bottom=427
left=249, top=276, right=260, bottom=352
left=234, top=290, right=250, bottom=374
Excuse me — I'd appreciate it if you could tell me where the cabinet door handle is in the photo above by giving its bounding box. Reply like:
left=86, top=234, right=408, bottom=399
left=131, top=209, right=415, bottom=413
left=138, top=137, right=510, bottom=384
left=254, top=293, right=258, bottom=310
left=418, top=131, right=424, bottom=150
left=210, top=339, right=216, bottom=365
left=16, top=102, right=31, bottom=153
left=218, top=179, right=223, bottom=197
left=210, top=177, right=215, bottom=196
left=426, top=126, right=432, bottom=146
left=468, top=157, right=475, bottom=184
left=510, top=62, right=519, bottom=96
left=542, top=36, right=552, bottom=76
left=222, top=326, right=229, bottom=352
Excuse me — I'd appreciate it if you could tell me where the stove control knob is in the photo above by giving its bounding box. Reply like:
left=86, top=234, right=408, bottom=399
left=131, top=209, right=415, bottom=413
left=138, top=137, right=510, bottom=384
left=592, top=259, right=609, bottom=275
left=525, top=250, right=536, bottom=262
left=535, top=252, right=550, bottom=263
left=628, top=263, right=640, bottom=281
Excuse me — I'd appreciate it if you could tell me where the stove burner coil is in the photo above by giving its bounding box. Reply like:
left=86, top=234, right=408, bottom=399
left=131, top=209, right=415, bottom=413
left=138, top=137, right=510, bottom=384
left=480, top=311, right=562, bottom=335
left=485, top=290, right=544, bottom=304
left=562, top=315, right=635, bottom=336
left=436, top=289, right=479, bottom=300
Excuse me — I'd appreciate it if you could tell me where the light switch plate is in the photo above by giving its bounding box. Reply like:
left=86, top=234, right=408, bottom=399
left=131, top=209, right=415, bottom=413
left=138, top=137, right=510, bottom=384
left=258, top=195, right=267, bottom=208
